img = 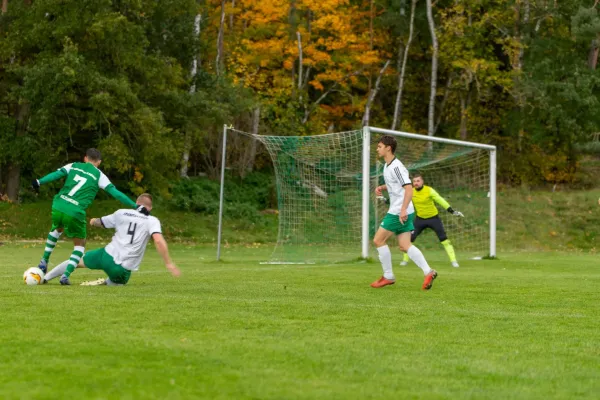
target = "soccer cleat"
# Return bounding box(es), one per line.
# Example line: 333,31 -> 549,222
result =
399,261 -> 408,266
370,276 -> 396,288
422,270 -> 437,290
37,259 -> 48,274
451,261 -> 459,268
59,275 -> 71,286
80,278 -> 106,286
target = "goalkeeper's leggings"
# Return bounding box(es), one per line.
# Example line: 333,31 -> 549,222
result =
411,215 -> 447,242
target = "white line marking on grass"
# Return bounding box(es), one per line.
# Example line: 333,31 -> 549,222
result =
132,264 -> 341,274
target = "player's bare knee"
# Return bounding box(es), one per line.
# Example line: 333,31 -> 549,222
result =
373,237 -> 384,247
398,238 -> 412,252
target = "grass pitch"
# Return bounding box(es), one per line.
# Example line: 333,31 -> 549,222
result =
1,243 -> 598,399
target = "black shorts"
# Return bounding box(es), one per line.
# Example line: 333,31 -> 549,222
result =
411,215 -> 447,242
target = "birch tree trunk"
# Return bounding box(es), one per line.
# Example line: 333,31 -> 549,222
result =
181,13 -> 202,178
180,134 -> 192,178
391,0 -> 417,131
216,0 -> 226,75
434,74 -> 452,134
425,0 -> 438,138
297,31 -> 303,91
363,60 -> 391,126
246,107 -> 260,174
515,0 -> 529,151
459,94 -> 468,140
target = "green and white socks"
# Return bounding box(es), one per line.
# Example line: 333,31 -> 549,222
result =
41,230 -> 62,264
45,247 -> 85,283
63,246 -> 85,278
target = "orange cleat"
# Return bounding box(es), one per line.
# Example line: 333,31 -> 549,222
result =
422,270 -> 438,290
370,276 -> 396,288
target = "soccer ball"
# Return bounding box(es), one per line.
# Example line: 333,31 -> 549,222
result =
23,267 -> 45,285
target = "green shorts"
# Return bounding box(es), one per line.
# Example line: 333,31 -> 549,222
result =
380,213 -> 415,235
83,248 -> 131,285
51,209 -> 87,239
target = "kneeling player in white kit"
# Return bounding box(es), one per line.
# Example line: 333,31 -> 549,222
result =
44,193 -> 180,285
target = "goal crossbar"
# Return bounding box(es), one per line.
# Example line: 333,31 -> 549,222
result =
368,127 -> 497,150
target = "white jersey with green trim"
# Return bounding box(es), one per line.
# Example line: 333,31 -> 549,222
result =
383,157 -> 415,216
101,209 -> 162,271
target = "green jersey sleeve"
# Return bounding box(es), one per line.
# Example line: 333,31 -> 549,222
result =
104,184 -> 137,209
38,164 -> 70,185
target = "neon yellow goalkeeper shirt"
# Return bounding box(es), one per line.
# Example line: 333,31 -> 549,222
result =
412,185 -> 451,219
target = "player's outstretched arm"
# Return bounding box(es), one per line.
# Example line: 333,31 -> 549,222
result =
89,218 -> 105,228
90,212 -> 117,229
104,185 -> 137,209
431,188 -> 464,217
32,166 -> 70,190
152,233 -> 181,277
430,187 -> 451,209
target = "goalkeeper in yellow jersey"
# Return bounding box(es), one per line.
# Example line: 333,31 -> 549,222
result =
400,174 -> 464,268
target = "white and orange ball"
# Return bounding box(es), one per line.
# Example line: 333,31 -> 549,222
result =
23,267 -> 45,285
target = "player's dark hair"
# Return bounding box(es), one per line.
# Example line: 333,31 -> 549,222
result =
86,148 -> 102,161
412,173 -> 423,179
378,135 -> 397,154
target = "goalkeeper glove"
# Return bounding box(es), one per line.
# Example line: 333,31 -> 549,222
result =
447,207 -> 464,217
31,179 -> 40,192
376,196 -> 390,205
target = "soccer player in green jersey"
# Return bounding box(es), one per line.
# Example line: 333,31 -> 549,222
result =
31,148 -> 137,285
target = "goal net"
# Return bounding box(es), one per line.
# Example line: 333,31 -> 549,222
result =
218,126 -> 496,264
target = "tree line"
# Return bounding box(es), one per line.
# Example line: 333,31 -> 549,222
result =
1,0 -> 600,202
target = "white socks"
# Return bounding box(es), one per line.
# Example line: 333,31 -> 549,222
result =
377,245 -> 395,280
407,245 -> 432,275
45,260 -> 69,281
376,244 -> 432,280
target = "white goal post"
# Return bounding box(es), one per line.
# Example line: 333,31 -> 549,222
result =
217,125 -> 497,262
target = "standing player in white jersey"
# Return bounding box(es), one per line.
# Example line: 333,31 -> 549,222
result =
44,193 -> 180,285
371,136 -> 438,290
